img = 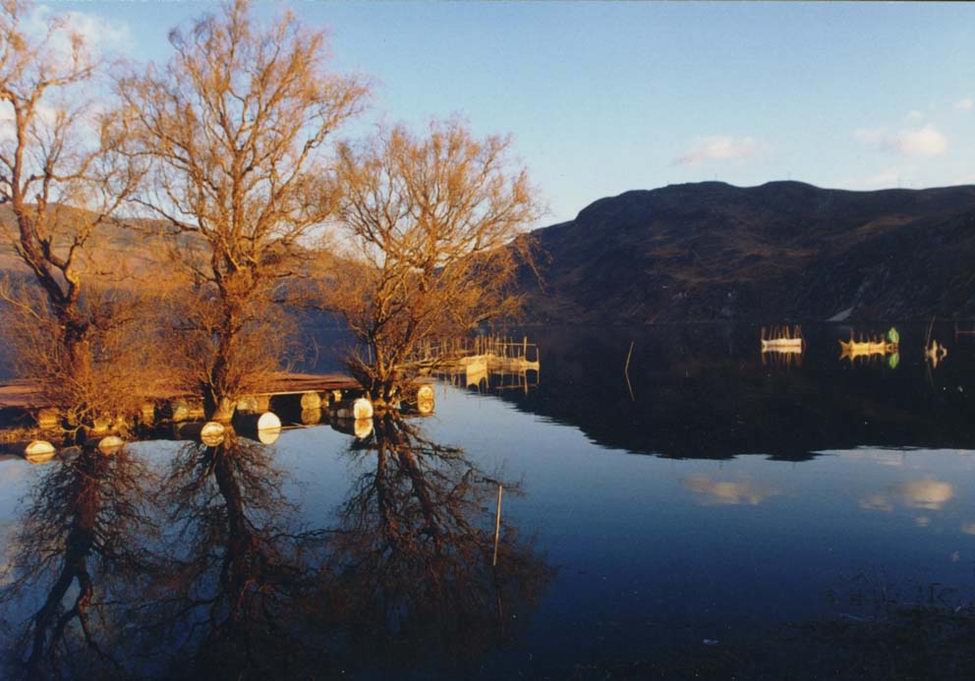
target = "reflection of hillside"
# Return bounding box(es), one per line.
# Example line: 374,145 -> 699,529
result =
489,324 -> 975,460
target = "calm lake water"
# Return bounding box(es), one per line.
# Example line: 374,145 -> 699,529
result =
2,323 -> 975,679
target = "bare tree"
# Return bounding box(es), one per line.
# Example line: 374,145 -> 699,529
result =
117,0 -> 366,420
0,0 -> 146,432
322,120 -> 540,404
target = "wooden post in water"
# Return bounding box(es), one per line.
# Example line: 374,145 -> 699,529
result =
624,340 -> 635,401
492,483 -> 504,567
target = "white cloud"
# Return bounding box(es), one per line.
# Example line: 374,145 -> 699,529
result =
906,110 -> 924,123
955,97 -> 974,111
28,5 -> 132,60
854,124 -> 947,158
897,125 -> 948,156
673,135 -> 762,166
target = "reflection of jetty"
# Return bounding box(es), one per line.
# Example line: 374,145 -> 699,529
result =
760,326 -> 804,353
839,329 -> 899,362
0,371 -> 427,457
840,339 -> 894,357
421,336 -> 540,393
925,339 -> 949,368
955,323 -> 975,340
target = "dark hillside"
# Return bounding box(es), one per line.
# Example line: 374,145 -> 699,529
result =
522,181 -> 975,322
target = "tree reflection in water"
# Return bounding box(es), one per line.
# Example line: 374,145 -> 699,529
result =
1,417 -> 552,679
145,434 -> 330,679
0,444 -> 158,680
316,414 -> 553,673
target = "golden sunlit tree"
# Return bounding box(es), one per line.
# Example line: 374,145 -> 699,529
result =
117,0 -> 366,420
322,120 -> 540,404
0,0 -> 146,432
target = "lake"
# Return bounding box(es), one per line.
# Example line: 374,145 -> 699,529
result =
2,322 -> 975,679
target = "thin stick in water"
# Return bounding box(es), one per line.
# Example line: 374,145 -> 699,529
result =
624,340 -> 635,401
492,483 -> 504,567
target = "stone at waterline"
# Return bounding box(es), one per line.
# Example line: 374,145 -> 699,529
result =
354,418 -> 374,440
330,417 -> 373,438
90,414 -> 113,434
35,408 -> 59,430
256,425 -> 281,445
416,384 -> 436,415
300,408 -> 323,425
236,395 -> 259,413
139,402 -> 156,425
24,440 -> 56,463
200,421 -> 226,447
237,395 -> 271,413
232,411 -> 282,445
169,399 -> 205,423
257,412 -> 281,431
300,391 -> 322,410
354,398 -> 373,420
170,402 -> 190,422
97,436 -> 125,456
332,398 -> 374,420
172,421 -> 223,444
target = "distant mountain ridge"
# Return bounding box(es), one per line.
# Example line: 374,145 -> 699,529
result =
5,183 -> 975,324
520,181 -> 975,322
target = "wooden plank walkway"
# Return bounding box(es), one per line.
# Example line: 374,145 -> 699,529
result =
0,372 -> 363,411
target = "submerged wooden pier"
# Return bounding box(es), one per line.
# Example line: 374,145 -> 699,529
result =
0,336 -> 538,452
0,371 -> 366,435
0,372 -> 361,412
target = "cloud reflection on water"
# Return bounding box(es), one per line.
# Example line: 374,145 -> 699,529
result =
859,479 -> 956,514
681,475 -> 781,506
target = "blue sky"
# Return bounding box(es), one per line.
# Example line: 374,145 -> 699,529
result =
48,0 -> 975,225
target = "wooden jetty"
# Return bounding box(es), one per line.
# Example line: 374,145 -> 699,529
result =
0,371 -> 365,433
0,338 -> 523,446
0,372 -> 360,411
760,326 -> 804,354
420,336 -> 541,393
